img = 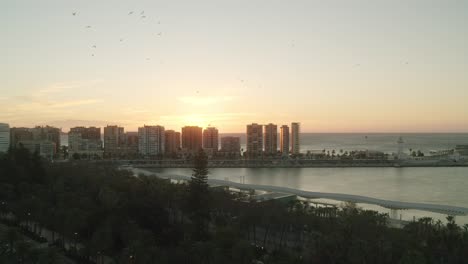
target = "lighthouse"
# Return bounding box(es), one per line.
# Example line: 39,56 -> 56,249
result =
397,136 -> 404,159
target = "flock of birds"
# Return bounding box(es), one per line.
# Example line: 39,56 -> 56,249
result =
72,10 -> 163,58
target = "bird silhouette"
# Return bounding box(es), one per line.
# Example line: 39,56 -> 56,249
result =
72,12 -> 77,16
128,11 -> 134,15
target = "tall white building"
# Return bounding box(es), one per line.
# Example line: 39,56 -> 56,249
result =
280,125 -> 289,156
203,127 -> 219,153
264,123 -> 277,155
246,123 -> 263,158
291,122 -> 300,154
0,123 -> 10,153
138,125 -> 165,156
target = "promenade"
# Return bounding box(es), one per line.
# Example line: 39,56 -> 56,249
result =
132,167 -> 468,217
118,158 -> 467,168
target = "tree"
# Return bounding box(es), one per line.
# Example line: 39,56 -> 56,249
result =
188,149 -> 211,240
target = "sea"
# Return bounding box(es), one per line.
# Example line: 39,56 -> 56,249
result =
62,132 -> 468,224
150,166 -> 468,225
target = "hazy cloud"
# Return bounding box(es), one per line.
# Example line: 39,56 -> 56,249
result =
177,96 -> 235,106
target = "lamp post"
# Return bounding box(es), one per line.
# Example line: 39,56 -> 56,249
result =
27,212 -> 31,231
73,232 -> 78,252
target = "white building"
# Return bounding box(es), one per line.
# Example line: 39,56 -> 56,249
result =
264,123 -> 277,155
280,125 -> 289,156
246,123 -> 263,158
138,125 -> 165,156
0,123 -> 10,153
291,122 -> 300,154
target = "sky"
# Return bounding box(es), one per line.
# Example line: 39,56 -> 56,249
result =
2,0 -> 468,133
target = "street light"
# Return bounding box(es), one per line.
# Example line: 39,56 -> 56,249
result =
74,232 -> 78,250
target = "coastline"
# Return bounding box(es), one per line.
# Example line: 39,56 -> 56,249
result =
121,159 -> 468,168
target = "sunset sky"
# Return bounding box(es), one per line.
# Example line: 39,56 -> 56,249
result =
2,0 -> 468,133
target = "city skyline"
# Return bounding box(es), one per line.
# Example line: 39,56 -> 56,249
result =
2,1 -> 468,132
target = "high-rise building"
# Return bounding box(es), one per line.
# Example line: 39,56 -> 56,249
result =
291,122 -> 300,154
165,130 -> 181,155
68,127 -> 103,158
10,127 -> 33,147
31,126 -> 62,153
246,123 -> 263,158
31,126 -> 61,152
203,127 -> 219,153
10,126 -> 60,157
138,125 -> 165,156
181,126 -> 202,153
19,140 -> 56,159
69,126 -> 101,141
220,136 -> 241,157
0,123 -> 10,153
104,125 -> 125,158
280,125 -> 290,156
123,132 -> 139,158
264,123 -> 277,155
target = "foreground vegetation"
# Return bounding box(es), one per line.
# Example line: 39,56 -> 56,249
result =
1,147 -> 468,263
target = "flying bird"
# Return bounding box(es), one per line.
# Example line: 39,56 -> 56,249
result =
72,12 -> 77,16
86,25 -> 92,28
141,15 -> 146,19
128,11 -> 134,15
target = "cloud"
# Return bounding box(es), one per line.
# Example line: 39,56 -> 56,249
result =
177,96 -> 235,106
48,99 -> 100,108
37,80 -> 104,94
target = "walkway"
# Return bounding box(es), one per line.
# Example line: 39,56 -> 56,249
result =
132,168 -> 468,216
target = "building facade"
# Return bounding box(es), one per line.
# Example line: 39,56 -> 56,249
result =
181,126 -> 203,153
264,123 -> 278,155
19,140 -> 56,159
10,127 -> 33,148
280,125 -> 289,156
123,132 -> 139,158
203,127 -> 219,155
104,125 -> 125,158
9,126 -> 60,158
138,125 -> 165,157
246,123 -> 263,158
220,136 -> 241,158
291,122 -> 300,155
31,126 -> 61,153
68,127 -> 103,159
0,123 -> 10,153
164,130 -> 181,155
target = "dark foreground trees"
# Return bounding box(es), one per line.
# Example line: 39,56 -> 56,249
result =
1,147 -> 468,263
188,149 -> 211,241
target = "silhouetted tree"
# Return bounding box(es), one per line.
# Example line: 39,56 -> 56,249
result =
188,149 -> 211,240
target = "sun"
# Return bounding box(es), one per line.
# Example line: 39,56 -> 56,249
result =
183,114 -> 208,128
